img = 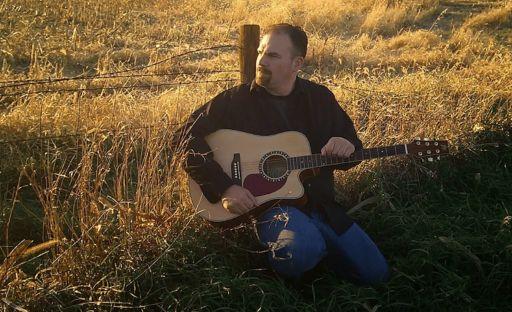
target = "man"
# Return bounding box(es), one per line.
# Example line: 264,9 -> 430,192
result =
176,24 -> 389,285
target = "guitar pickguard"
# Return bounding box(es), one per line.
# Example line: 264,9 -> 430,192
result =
243,173 -> 287,196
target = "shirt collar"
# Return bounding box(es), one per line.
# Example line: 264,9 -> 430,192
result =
249,76 -> 306,96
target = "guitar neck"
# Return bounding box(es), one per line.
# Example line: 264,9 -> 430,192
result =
287,144 -> 408,170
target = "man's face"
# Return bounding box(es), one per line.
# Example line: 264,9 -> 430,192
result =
255,32 -> 302,91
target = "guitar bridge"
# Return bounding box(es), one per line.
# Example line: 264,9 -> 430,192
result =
231,153 -> 242,186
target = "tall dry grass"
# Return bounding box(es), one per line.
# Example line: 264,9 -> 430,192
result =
1,0 -> 511,309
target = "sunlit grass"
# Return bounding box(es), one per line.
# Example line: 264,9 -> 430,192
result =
0,0 -> 511,310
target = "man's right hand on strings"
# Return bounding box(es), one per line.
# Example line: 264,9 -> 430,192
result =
221,185 -> 257,215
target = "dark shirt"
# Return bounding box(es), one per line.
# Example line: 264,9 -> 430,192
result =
175,77 -> 363,234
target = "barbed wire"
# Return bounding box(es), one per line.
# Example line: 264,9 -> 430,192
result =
0,44 -> 237,86
0,69 -> 238,89
0,42 -> 239,147
0,78 -> 238,97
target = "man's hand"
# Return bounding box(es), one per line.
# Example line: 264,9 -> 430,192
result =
321,137 -> 355,157
221,185 -> 257,215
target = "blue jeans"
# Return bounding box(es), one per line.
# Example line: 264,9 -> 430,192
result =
256,206 -> 389,285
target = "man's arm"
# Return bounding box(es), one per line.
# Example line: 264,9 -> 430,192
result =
324,90 -> 363,171
173,91 -> 234,203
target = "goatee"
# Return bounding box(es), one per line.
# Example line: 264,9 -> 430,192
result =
256,69 -> 271,86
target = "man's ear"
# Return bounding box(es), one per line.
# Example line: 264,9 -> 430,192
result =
293,56 -> 304,71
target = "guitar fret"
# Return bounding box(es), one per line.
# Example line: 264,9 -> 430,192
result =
355,150 -> 362,161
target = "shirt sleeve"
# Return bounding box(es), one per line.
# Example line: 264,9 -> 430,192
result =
173,90 -> 235,203
325,89 -> 363,171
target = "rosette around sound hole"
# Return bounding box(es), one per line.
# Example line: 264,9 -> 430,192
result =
261,153 -> 288,181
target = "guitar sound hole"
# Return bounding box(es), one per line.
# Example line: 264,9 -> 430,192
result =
262,155 -> 288,179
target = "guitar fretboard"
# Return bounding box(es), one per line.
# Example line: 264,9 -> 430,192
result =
287,145 -> 407,170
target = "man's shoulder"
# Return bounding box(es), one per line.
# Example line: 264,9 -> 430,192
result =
215,83 -> 251,100
298,77 -> 334,97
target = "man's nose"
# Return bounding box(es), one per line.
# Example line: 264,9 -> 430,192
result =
257,54 -> 268,67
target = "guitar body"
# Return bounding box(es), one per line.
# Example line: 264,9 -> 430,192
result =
188,129 -> 316,227
187,129 -> 449,228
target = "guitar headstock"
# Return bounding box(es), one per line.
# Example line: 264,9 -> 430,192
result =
407,138 -> 449,162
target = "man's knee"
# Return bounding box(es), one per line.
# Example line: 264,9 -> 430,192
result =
257,207 -> 327,279
267,228 -> 327,279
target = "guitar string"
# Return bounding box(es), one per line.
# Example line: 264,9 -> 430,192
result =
237,154 -> 362,166
237,153 -> 401,166
235,148 -> 440,166
239,157 -> 378,169
238,152 -> 442,170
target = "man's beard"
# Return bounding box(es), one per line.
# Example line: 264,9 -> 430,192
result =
256,68 -> 272,87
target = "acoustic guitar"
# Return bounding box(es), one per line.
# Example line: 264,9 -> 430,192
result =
188,129 -> 449,228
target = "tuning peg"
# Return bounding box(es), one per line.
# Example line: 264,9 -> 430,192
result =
428,157 -> 434,162
437,156 -> 441,160
424,137 -> 430,141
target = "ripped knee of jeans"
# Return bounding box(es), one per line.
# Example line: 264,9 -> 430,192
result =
267,240 -> 293,261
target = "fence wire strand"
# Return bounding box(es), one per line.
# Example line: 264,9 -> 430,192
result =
0,78 -> 238,97
0,43 -> 240,147
0,69 -> 239,89
0,44 -> 237,86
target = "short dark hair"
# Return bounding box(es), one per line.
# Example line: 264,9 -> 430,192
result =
263,23 -> 308,58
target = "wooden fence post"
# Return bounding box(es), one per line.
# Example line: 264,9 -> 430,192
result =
239,24 -> 260,84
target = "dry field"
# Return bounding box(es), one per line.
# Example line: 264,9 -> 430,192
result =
0,0 -> 511,310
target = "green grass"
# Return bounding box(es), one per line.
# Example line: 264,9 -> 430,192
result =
146,137 -> 512,311
4,131 -> 510,311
